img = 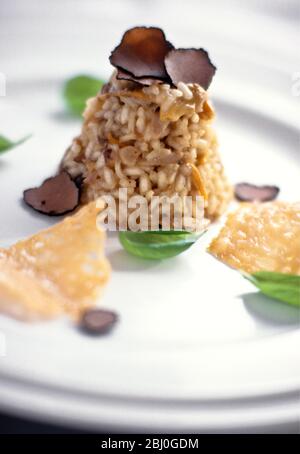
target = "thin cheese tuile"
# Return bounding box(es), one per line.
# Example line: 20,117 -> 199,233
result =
208,202 -> 300,275
0,202 -> 110,321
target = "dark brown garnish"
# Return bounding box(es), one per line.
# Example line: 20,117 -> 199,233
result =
74,174 -> 84,189
234,183 -> 280,202
23,171 -> 79,215
80,308 -> 118,335
110,27 -> 217,89
116,68 -> 162,86
110,26 -> 173,82
165,48 -> 216,89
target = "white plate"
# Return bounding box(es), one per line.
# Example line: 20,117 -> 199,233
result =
0,70 -> 299,433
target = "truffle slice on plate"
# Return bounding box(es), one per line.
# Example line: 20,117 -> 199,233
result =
23,171 -> 80,215
234,182 -> 279,202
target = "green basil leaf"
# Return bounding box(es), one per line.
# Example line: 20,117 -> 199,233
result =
0,134 -> 31,154
243,271 -> 300,307
119,230 -> 205,260
63,75 -> 105,116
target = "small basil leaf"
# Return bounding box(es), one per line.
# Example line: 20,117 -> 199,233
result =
243,271 -> 300,307
0,134 -> 31,154
119,230 -> 205,260
63,75 -> 105,116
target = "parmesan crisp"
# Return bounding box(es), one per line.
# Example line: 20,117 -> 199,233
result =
209,202 -> 300,275
0,202 -> 110,321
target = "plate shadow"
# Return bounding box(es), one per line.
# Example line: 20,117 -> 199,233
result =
106,249 -> 161,272
242,292 -> 300,327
